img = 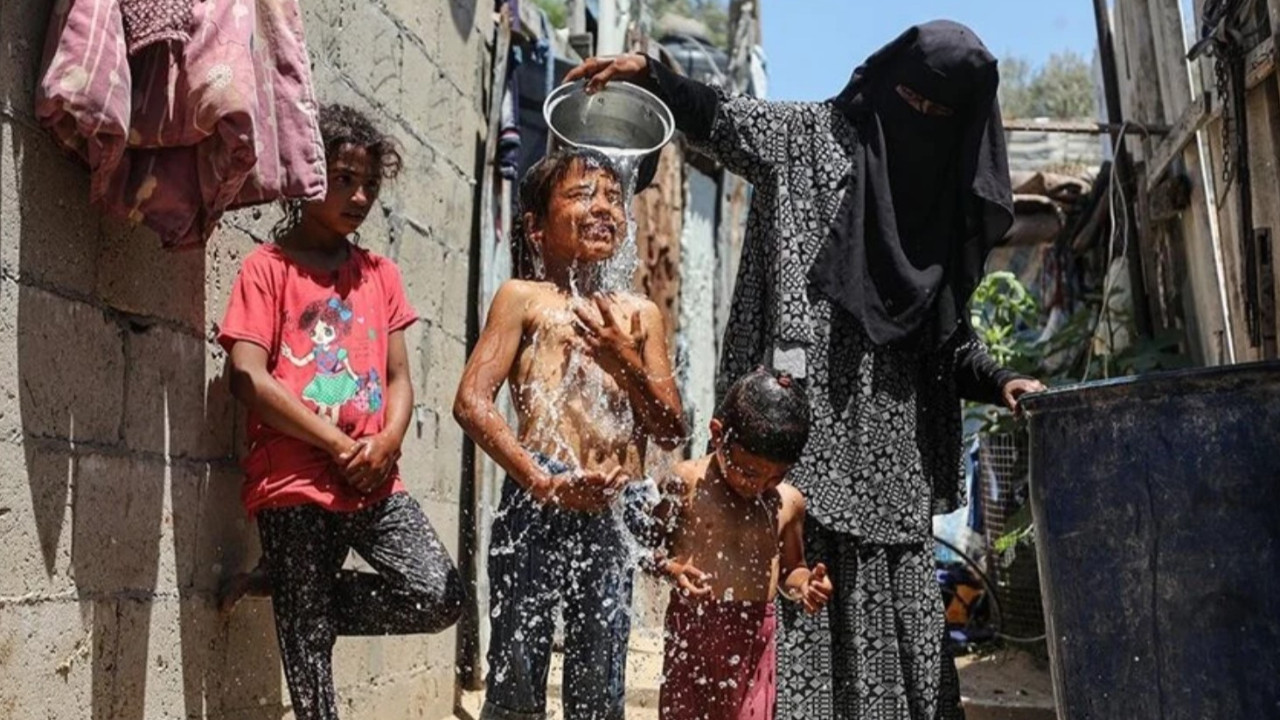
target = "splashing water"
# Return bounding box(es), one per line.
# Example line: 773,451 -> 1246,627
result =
482,134 -> 688,708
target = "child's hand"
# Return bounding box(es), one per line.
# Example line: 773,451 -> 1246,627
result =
533,467 -> 627,511
339,433 -> 402,494
663,556 -> 713,598
801,563 -> 833,614
573,294 -> 645,381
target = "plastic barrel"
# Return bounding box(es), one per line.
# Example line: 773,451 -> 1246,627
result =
1022,362 -> 1280,719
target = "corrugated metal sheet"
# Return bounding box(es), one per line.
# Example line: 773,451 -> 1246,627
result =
1005,126 -> 1107,173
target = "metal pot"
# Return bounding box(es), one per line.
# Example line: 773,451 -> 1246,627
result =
543,80 -> 675,191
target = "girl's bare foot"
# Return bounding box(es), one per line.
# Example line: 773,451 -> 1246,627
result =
217,566 -> 272,616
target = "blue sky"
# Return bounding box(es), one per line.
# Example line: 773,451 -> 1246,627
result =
760,1 -> 1106,101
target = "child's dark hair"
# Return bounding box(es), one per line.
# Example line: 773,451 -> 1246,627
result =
318,103 -> 402,180
715,368 -> 811,464
271,104 -> 402,242
511,147 -> 620,279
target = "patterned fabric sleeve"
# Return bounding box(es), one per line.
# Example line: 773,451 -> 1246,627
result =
694,93 -> 799,185
951,321 -> 1023,406
647,58 -> 792,183
698,95 -> 839,394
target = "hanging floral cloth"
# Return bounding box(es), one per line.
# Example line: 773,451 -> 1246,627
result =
35,0 -> 328,249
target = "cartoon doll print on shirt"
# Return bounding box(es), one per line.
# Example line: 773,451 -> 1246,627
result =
281,297 -> 383,424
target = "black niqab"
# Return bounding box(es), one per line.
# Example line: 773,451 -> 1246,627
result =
810,20 -> 1014,349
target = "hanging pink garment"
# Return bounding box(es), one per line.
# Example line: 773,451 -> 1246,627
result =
120,0 -> 192,53
35,0 -> 327,249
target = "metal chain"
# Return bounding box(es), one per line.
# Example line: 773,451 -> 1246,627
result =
1214,43 -> 1236,191
1199,0 -> 1242,193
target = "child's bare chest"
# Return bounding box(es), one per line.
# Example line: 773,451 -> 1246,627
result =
681,490 -> 778,561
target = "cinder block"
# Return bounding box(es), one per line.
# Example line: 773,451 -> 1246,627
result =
434,170 -> 480,256
96,217 -> 206,330
185,462 -> 258,595
307,1 -> 404,112
434,2 -> 490,100
0,124 -> 100,297
205,225 -> 263,337
432,414 -> 466,500
420,323 -> 466,416
397,231 -> 446,327
15,285 -> 125,445
0,438 -> 75,598
339,663 -> 454,720
439,246 -> 471,341
70,453 -> 166,595
0,279 -> 20,443
0,599 -> 97,718
122,324 -> 236,460
331,634 -> 381,692
419,497 -> 461,562
219,203 -> 282,247
0,0 -> 55,127
215,599 -> 288,715
399,43 -> 482,175
119,596 -> 189,720
376,0 -> 440,57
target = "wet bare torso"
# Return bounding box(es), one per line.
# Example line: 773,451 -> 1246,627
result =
510,282 -> 647,480
667,458 -> 783,603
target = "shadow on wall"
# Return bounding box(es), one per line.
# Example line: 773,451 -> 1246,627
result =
1,8 -> 285,712
449,0 -> 480,41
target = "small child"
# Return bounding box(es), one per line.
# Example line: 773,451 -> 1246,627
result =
649,368 -> 832,720
453,147 -> 685,719
217,104 -> 462,719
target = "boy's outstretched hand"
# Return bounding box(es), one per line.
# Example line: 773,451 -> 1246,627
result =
663,556 -> 714,598
801,563 -> 833,614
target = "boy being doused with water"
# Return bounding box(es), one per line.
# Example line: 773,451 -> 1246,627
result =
647,368 -> 832,720
453,147 -> 685,720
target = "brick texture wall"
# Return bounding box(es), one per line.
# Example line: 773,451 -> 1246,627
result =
0,1 -> 492,717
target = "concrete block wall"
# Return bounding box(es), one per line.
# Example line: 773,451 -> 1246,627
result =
0,1 -> 492,717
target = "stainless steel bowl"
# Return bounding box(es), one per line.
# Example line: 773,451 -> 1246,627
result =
543,80 -> 675,191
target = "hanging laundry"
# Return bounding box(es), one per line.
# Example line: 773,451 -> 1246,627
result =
36,0 -> 327,249
497,64 -> 521,181
119,0 -> 192,53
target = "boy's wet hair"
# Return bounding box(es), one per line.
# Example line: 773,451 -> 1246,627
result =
715,367 -> 811,465
511,147 -> 621,279
317,103 -> 403,180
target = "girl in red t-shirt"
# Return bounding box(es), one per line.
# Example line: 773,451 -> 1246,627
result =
216,104 -> 462,719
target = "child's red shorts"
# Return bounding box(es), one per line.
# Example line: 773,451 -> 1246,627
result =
660,594 -> 777,719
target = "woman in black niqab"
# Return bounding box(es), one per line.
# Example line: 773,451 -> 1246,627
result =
569,19 -> 1043,720
812,20 -> 1015,351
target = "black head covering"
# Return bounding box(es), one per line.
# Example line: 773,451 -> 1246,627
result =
810,20 -> 1014,349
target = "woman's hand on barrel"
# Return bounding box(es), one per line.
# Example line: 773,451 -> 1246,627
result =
1002,377 -> 1047,415
565,54 -> 649,94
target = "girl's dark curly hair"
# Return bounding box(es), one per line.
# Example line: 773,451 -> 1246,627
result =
317,103 -> 403,180
271,103 -> 403,241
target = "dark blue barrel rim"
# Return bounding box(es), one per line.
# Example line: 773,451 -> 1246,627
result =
1019,360 -> 1280,417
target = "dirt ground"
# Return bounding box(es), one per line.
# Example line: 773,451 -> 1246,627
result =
456,582 -> 1055,720
957,648 -> 1057,719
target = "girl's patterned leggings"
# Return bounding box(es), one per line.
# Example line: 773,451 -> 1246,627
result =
257,491 -> 464,719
